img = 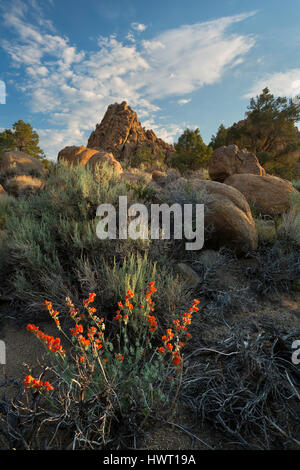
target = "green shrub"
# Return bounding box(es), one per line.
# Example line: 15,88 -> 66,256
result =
4,286 -> 199,449
76,251 -> 190,334
278,192 -> 300,246
0,161 -> 187,321
172,128 -> 212,172
131,146 -> 165,170
0,162 -> 142,314
255,216 -> 277,243
292,180 -> 300,191
0,194 -> 15,230
264,157 -> 298,180
125,180 -> 157,202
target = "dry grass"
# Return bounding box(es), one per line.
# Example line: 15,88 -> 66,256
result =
4,175 -> 44,196
255,217 -> 277,243
278,192 -> 300,246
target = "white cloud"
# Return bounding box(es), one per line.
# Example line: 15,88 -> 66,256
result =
37,126 -> 86,159
244,69 -> 300,98
142,40 -> 165,52
131,22 -> 147,32
1,6 -> 256,159
126,32 -> 135,43
141,119 -> 183,144
0,80 -> 6,104
177,98 -> 191,105
26,65 -> 48,77
136,15 -> 255,99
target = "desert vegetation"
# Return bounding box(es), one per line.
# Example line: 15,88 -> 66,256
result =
1,89 -> 300,450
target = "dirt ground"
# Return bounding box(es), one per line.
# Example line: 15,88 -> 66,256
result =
0,320 -> 61,401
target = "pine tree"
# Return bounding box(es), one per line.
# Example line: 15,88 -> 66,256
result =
0,120 -> 45,160
12,120 -> 45,159
227,87 -> 300,155
210,124 -> 228,150
173,128 -> 212,171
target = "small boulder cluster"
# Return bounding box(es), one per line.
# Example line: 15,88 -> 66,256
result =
208,144 -> 297,215
57,146 -> 123,175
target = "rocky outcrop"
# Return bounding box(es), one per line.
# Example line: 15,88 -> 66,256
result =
150,168 -> 180,188
152,170 -> 167,183
209,144 -> 266,182
57,146 -> 123,175
184,169 -> 208,180
86,150 -> 123,174
177,263 -> 201,287
57,146 -> 87,165
0,150 -> 45,177
120,171 -> 141,185
87,101 -> 175,164
224,173 -> 297,215
153,177 -> 258,254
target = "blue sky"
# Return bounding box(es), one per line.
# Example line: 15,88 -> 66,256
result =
0,0 -> 300,160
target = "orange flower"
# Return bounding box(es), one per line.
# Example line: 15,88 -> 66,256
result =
44,381 -> 54,391
83,293 -> 96,307
113,314 -> 122,321
70,324 -> 83,336
115,353 -> 124,361
78,336 -> 91,348
94,339 -> 103,350
32,379 -> 43,389
24,375 -> 34,388
26,324 -> 39,333
27,325 -> 65,355
172,353 -> 182,366
146,315 -> 158,332
162,329 -> 174,342
44,301 -> 62,328
87,327 -> 97,339
24,375 -> 54,392
66,297 -> 79,319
